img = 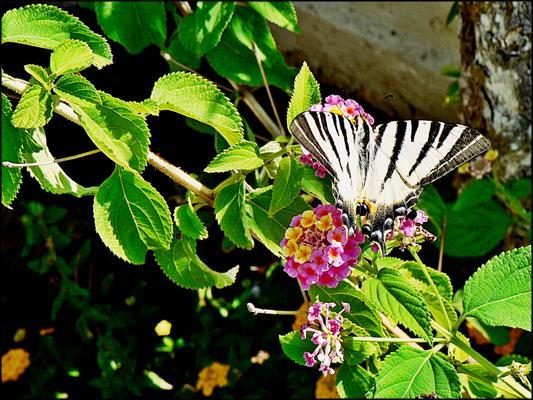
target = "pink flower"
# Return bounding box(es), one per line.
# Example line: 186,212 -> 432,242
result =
327,226 -> 347,247
309,103 -> 324,112
400,218 -> 416,238
325,95 -> 345,106
386,209 -> 436,250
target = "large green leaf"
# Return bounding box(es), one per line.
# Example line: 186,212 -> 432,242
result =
178,1 -> 235,57
24,64 -> 51,88
50,39 -> 94,76
462,246 -> 531,330
205,141 -> 263,173
69,91 -> 150,172
53,74 -> 101,105
336,363 -> 373,399
151,72 -> 243,146
278,331 -> 315,366
1,4 -> 112,68
286,61 -> 321,130
173,201 -> 208,240
94,2 -> 166,54
269,156 -> 303,215
21,127 -> 97,197
301,165 -> 334,204
416,184 -> 446,231
93,167 -> 173,264
214,180 -> 253,249
363,268 -> 433,342
11,84 -> 53,129
164,31 -> 201,72
1,93 -> 23,208
154,236 -> 238,289
399,261 -> 453,301
206,6 -> 296,91
248,2 -> 300,33
374,346 -> 462,398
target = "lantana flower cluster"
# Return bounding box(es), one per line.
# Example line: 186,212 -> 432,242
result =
458,149 -> 498,179
300,95 -> 375,178
300,301 -> 349,375
281,205 -> 365,290
383,210 -> 435,251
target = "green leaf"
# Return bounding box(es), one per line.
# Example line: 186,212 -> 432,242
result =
93,167 -> 173,264
399,261 -> 453,301
11,84 -> 53,129
214,180 -> 253,249
206,6 -> 296,92
246,187 -> 310,255
459,364 -> 499,398
301,165 -> 334,204
462,246 -> 531,330
342,324 -> 379,365
506,178 -> 532,199
269,157 -> 303,215
278,331 -> 315,366
21,127 -> 97,197
441,65 -> 461,78
454,179 -> 495,211
50,39 -> 94,75
446,1 -> 460,26
416,185 -> 446,230
69,91 -> 150,172
126,99 -> 159,117
375,256 -> 403,269
336,363 -> 373,399
173,201 -> 208,240
94,2 -> 167,54
363,268 -> 433,342
466,317 -> 510,346
375,346 -> 462,398
24,64 -> 51,87
155,236 -> 238,289
164,31 -> 201,71
419,289 -> 458,331
151,72 -> 243,146
286,61 -> 321,130
248,2 -> 301,33
309,281 -> 387,342
1,93 -> 23,208
179,1 -> 235,58
205,141 -> 263,173
53,74 -> 101,105
1,4 -> 112,68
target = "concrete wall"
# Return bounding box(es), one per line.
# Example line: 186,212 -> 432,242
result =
272,2 -> 461,121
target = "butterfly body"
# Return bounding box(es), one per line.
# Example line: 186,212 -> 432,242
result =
290,110 -> 491,254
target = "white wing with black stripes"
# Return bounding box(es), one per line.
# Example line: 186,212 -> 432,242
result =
290,111 -> 490,253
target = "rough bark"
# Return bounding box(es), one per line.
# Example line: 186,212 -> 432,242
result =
459,1 -> 531,181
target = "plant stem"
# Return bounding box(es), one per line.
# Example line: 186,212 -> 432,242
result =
437,217 -> 447,272
212,172 -> 244,194
247,303 -> 305,316
379,313 -> 424,350
345,336 -> 447,344
3,149 -> 102,168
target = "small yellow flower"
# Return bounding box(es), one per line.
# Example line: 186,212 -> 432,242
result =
316,214 -> 333,232
284,226 -> 303,241
328,105 -> 343,116
2,348 -> 30,383
295,244 -> 312,264
484,149 -> 499,161
155,320 -> 172,336
300,210 -> 317,228
13,328 -> 26,343
282,239 -> 299,257
458,162 -> 470,174
315,371 -> 340,398
250,350 -> 270,364
196,362 -> 230,397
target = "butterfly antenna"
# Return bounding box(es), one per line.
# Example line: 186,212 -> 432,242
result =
377,94 -> 394,106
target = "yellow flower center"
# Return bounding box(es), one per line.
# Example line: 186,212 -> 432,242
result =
285,226 -> 303,241
282,239 -> 299,257
295,244 -> 313,263
316,214 -> 333,232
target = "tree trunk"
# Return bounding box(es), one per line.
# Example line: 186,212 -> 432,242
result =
459,1 -> 531,181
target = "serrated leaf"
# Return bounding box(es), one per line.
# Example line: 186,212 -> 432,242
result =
1,93 -> 23,208
154,236 -> 238,289
399,261 -> 453,301
249,2 -> 301,33
173,201 -> 208,240
126,99 -> 159,117
336,363 -> 373,399
363,268 -> 433,342
205,141 -> 263,173
342,324 -> 379,365
301,165 -> 334,204
94,2 -> 166,54
278,331 -> 315,366
11,84 -> 53,129
24,64 -> 51,87
69,91 -> 150,172
50,39 -> 94,75
462,246 -> 531,330
246,187 -> 310,255
214,180 -> 253,249
286,61 -> 321,130
375,346 -> 462,398
269,157 -> 303,215
21,127 -> 97,197
151,72 -> 243,145
179,1 -> 235,58
1,4 -> 112,68
420,289 -> 458,331
53,74 -> 101,105
376,256 -> 403,270
206,6 -> 296,92
93,166 -> 173,264
459,364 -> 499,398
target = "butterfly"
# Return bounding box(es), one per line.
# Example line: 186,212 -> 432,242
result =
290,110 -> 491,254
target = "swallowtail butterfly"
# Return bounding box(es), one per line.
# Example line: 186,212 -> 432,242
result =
290,111 -> 491,254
